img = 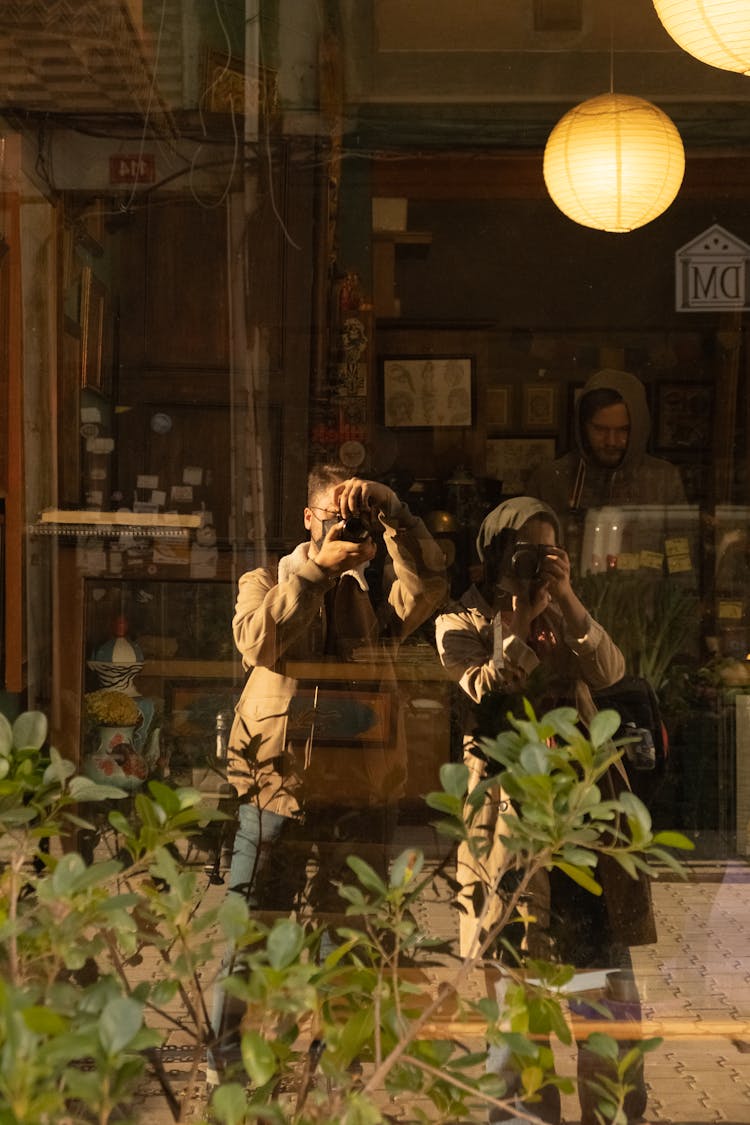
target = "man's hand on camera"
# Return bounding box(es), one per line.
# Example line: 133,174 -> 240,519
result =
313,521 -> 377,577
333,477 -> 397,518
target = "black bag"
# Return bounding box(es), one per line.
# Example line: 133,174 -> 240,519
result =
591,675 -> 667,772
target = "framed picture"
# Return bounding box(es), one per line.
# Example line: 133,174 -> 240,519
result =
522,382 -> 558,429
486,437 -> 556,495
288,687 -> 395,750
382,355 -> 473,428
486,385 -> 513,428
655,382 -> 712,452
80,266 -> 106,391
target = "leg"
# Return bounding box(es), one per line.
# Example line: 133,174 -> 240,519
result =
208,803 -> 290,1082
549,876 -> 647,1124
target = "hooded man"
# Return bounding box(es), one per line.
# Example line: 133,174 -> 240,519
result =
527,368 -> 687,512
526,369 -> 688,575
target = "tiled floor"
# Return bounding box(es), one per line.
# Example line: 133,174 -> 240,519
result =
131,846 -> 750,1124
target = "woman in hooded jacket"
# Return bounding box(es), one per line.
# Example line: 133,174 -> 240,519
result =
434,496 -> 655,1125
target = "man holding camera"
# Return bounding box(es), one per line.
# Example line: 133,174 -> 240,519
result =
209,464 -> 446,1078
435,495 -> 654,1125
224,463 -> 447,907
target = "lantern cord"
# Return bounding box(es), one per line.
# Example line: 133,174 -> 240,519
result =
609,0 -> 615,94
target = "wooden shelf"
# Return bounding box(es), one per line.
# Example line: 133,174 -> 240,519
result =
141,659 -> 241,679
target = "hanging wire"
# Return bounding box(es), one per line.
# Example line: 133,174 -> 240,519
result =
120,0 -> 168,214
187,0 -> 240,209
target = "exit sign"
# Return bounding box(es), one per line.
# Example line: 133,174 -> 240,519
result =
109,154 -> 156,184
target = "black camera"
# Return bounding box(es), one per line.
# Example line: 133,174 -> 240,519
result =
620,722 -> 656,771
510,542 -> 548,582
339,514 -> 371,543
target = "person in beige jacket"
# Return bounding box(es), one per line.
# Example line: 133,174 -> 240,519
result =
209,463 -> 447,1081
435,496 -> 654,1125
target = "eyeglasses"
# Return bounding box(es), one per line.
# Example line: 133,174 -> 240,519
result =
309,506 -> 340,520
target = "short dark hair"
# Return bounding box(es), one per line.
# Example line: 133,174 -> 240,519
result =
307,463 -> 349,505
579,387 -> 624,426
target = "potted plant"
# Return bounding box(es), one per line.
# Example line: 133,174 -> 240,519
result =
83,688 -> 148,788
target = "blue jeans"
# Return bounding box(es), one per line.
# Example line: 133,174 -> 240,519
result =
208,804 -> 288,1076
208,800 -> 396,1077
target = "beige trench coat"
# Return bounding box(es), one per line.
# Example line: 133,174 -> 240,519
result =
436,585 -> 656,957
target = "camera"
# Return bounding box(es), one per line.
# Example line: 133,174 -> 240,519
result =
510,542 -> 548,582
620,722 -> 656,771
339,514 -> 371,543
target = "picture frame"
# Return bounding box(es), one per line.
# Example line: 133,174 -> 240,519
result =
655,382 -> 713,452
522,382 -> 558,429
485,437 -> 556,495
288,687 -> 395,750
382,355 -> 473,428
486,384 -> 513,428
79,266 -> 106,392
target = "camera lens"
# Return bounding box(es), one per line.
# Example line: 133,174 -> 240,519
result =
510,543 -> 545,581
341,515 -> 369,542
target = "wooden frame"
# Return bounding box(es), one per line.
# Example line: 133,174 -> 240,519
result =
80,267 -> 106,392
522,382 -> 559,429
288,687 -> 395,750
485,437 -> 556,495
655,382 -> 713,452
486,384 -> 513,428
382,355 -> 473,428
59,318 -> 82,504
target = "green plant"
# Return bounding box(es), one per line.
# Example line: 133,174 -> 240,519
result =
574,571 -> 700,698
0,705 -> 691,1125
0,709 -> 226,1124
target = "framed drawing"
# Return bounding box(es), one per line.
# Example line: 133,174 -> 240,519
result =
655,382 -> 712,451
486,437 -> 556,495
80,267 -> 106,391
382,355 -> 473,427
522,382 -> 558,429
486,385 -> 512,428
288,687 -> 395,750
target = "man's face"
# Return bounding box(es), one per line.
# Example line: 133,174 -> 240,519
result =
584,402 -> 630,468
304,486 -> 340,553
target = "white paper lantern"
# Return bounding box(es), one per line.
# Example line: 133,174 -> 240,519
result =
653,0 -> 750,75
543,93 -> 685,233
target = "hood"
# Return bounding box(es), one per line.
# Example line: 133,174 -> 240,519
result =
574,368 -> 651,472
475,496 -> 560,562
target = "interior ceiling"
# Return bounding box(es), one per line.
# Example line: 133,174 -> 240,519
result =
0,0 -> 176,120
0,1 -> 747,154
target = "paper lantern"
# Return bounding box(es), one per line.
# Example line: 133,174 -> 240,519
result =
653,0 -> 750,75
543,93 -> 685,232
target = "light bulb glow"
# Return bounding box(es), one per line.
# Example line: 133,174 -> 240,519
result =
653,0 -> 750,75
543,93 -> 685,233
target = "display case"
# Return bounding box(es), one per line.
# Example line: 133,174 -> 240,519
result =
82,575 -> 242,785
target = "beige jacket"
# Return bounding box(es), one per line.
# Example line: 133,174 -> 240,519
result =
435,587 -> 656,954
228,501 -> 447,816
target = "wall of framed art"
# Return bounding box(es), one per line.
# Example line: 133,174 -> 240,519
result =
376,323 -> 719,508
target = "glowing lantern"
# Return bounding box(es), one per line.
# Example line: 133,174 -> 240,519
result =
653,0 -> 750,75
543,93 -> 685,233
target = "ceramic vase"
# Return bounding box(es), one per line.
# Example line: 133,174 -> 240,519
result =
84,724 -> 148,790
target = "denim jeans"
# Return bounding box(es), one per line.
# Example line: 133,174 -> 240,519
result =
208,800 -> 396,1080
208,803 -> 289,1078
